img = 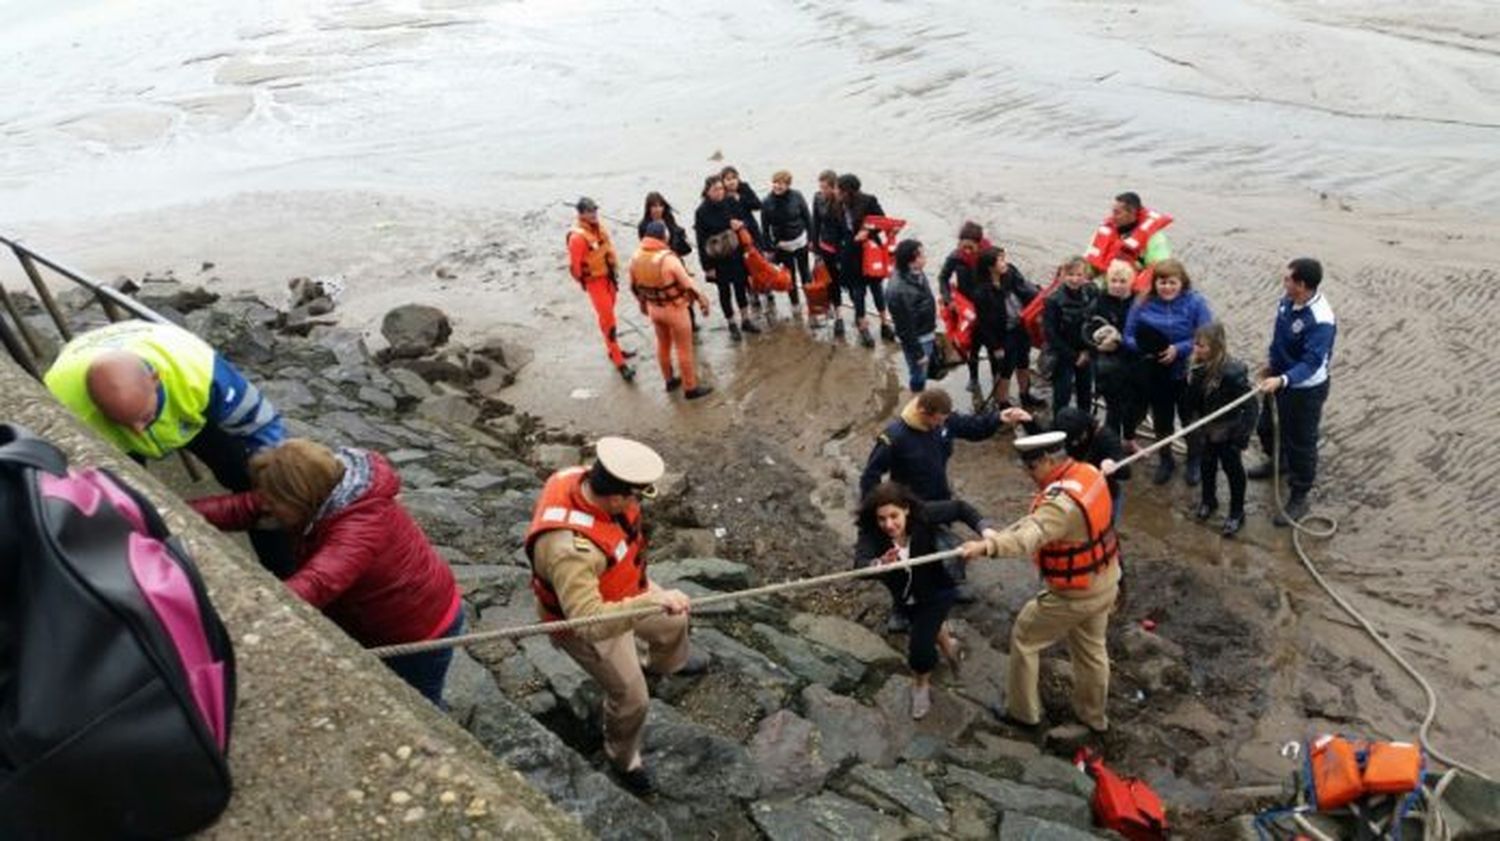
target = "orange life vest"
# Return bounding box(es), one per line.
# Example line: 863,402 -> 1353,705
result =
859,215 -> 906,279
1030,460 -> 1119,590
629,239 -> 689,304
1084,208 -> 1172,273
739,228 -> 792,293
568,221 -> 618,282
525,467 -> 648,622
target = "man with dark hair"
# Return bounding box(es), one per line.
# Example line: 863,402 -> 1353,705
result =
861,387 -> 1002,628
526,437 -> 705,795
1084,191 -> 1173,274
1251,258 -> 1336,525
566,197 -> 637,381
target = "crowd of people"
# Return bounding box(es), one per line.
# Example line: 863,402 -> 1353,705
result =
32,172 -> 1336,798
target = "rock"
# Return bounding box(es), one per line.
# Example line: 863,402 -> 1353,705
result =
1019,755 -> 1095,800
642,700 -> 760,822
381,304 -> 452,358
1043,724 -> 1096,757
418,394 -> 481,427
997,812 -> 1101,840
442,645 -> 498,728
455,472 -> 508,492
789,613 -> 903,666
386,448 -> 430,465
649,557 -> 753,591
316,410 -> 400,448
750,793 -> 907,841
388,356 -> 469,386
475,334 -> 534,373
452,650 -> 671,840
945,767 -> 1092,830
748,710 -> 834,797
308,326 -> 370,368
400,487 -> 483,530
450,564 -> 530,606
260,379 -> 318,412
385,366 -> 433,400
517,636 -> 596,720
945,730 -> 1042,777
951,619 -> 1010,709
357,385 -> 397,412
692,629 -> 796,698
657,527 -> 717,559
849,763 -> 949,830
750,623 -> 865,692
873,674 -> 978,757
801,684 -> 895,767
534,443 -> 581,472
190,307 -> 277,365
136,280 -> 219,313
1117,624 -> 1184,662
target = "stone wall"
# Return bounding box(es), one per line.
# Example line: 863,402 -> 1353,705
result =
0,353 -> 587,840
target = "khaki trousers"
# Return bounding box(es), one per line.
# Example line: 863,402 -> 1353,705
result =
554,591 -> 689,770
1006,563 -> 1120,731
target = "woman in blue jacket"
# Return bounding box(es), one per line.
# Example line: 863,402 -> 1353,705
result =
1124,259 -> 1213,484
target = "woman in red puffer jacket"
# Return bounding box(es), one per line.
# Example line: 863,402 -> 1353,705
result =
191,438 -> 463,706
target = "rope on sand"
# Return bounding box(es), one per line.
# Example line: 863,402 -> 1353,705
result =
370,384 -> 1491,780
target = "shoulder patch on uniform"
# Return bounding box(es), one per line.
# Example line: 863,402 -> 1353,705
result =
877,432 -> 893,446
572,534 -> 595,551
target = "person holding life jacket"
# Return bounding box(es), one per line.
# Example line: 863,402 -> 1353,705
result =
525,437 -> 706,796
567,197 -> 637,382
761,170 -> 815,316
836,173 -> 895,348
971,247 -> 1045,409
960,431 -> 1122,734
629,221 -> 714,400
45,318 -> 294,577
1084,191 -> 1173,274
809,170 -> 849,335
694,174 -> 765,342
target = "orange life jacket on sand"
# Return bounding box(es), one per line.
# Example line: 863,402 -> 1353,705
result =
1306,734 -> 1424,811
525,468 -> 648,625
568,221 -> 617,282
860,215 -> 906,279
1030,460 -> 1119,590
629,239 -> 689,304
940,290 -> 978,360
805,261 -> 833,316
739,228 -> 792,293
1084,209 -> 1172,273
1076,748 -> 1168,841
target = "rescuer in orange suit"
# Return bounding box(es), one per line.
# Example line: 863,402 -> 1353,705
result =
567,197 -> 637,381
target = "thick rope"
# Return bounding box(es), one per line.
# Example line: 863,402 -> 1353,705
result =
368,546 -> 968,658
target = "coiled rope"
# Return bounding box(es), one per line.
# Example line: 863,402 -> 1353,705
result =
369,383 -> 1490,780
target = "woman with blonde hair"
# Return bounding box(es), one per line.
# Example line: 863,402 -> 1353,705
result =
190,439 -> 464,705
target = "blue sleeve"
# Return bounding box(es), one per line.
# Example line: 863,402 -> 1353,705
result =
1283,321 -> 1336,387
947,411 -> 1001,441
205,355 -> 284,453
1175,295 -> 1213,358
1123,302 -> 1142,353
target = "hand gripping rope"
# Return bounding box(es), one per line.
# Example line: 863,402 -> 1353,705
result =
370,386 -> 1490,780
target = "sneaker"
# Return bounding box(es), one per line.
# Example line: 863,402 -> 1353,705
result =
617,363 -> 637,383
911,685 -> 932,721
880,322 -> 896,343
664,377 -> 682,393
1192,501 -> 1216,521
740,319 -> 762,335
1247,460 -> 1276,480
885,610 -> 911,634
684,385 -> 714,400
833,319 -> 847,340
858,327 -> 876,348
1152,456 -> 1175,485
613,765 -> 656,797
1020,391 -> 1046,410
1185,458 -> 1202,487
1221,512 -> 1245,537
728,322 -> 742,342
1273,495 -> 1310,527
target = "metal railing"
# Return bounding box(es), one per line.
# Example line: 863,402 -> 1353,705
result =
0,234 -> 199,479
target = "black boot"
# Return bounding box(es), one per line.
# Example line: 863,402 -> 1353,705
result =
1152,454 -> 1175,485
1184,456 -> 1202,487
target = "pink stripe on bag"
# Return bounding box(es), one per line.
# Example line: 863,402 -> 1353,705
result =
39,469 -> 147,533
127,532 -> 228,750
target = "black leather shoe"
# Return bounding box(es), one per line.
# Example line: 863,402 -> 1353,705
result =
1222,513 -> 1245,537
988,703 -> 1043,735
684,385 -> 714,400
1184,458 -> 1201,486
617,364 -> 636,383
740,319 -> 762,335
664,377 -> 682,393
1273,495 -> 1310,527
1192,502 -> 1216,521
613,765 -> 656,796
880,323 -> 896,342
1152,457 -> 1175,485
1246,460 -> 1275,480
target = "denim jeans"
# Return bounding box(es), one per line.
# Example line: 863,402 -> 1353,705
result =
385,611 -> 465,708
902,335 -> 937,392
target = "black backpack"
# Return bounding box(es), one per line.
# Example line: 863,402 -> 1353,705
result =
0,424 -> 236,839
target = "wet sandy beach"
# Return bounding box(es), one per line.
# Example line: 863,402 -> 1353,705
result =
4,0 -> 1498,792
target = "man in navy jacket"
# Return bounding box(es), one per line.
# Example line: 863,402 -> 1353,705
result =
1252,258 -> 1337,525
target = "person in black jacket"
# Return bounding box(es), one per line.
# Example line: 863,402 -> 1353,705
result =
1183,321 -> 1259,536
810,170 -> 848,335
886,240 -> 939,392
721,166 -> 766,314
836,173 -> 894,348
856,482 -> 991,719
1085,260 -> 1147,447
761,170 -> 814,315
936,221 -> 987,305
1043,257 -> 1098,413
694,175 -> 764,342
639,191 -> 698,335
971,247 -> 1044,409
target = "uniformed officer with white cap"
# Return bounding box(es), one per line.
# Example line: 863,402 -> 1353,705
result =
524,436 -> 704,795
960,430 -> 1122,734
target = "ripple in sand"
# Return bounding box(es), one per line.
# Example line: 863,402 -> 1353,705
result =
54,108 -> 175,150
214,56 -> 317,86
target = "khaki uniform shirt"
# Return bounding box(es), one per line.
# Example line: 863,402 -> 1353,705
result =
980,490 -> 1121,598
531,529 -> 657,641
